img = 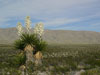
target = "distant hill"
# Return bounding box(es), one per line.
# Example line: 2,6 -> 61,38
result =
0,28 -> 100,44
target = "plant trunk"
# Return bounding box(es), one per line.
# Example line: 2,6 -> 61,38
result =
24,45 -> 34,66
34,51 -> 43,66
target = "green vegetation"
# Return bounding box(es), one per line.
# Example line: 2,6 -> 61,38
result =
0,44 -> 100,74
81,68 -> 100,75
14,33 -> 46,51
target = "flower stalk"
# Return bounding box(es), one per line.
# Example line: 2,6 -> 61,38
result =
34,22 -> 44,40
17,22 -> 23,36
25,16 -> 31,33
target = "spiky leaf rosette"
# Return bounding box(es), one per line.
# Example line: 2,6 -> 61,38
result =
35,40 -> 47,52
14,39 -> 25,50
14,33 -> 47,51
14,33 -> 39,50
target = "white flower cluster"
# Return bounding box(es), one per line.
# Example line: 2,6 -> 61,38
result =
16,16 -> 44,37
17,22 -> 23,36
25,16 -> 31,32
34,22 -> 44,37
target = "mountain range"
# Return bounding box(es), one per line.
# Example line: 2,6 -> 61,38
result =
0,28 -> 100,44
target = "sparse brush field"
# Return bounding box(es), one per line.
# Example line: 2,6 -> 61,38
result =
0,44 -> 100,75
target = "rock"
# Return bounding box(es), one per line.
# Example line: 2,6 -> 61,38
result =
75,69 -> 85,75
37,71 -> 48,75
19,65 -> 26,71
77,65 -> 85,69
49,66 -> 54,71
7,72 -> 10,75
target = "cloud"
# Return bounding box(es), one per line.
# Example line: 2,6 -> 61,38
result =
44,18 -> 81,27
0,0 -> 100,31
91,23 -> 100,26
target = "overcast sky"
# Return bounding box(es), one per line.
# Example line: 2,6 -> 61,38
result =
0,0 -> 100,32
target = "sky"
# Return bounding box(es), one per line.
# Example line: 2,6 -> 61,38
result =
0,0 -> 100,32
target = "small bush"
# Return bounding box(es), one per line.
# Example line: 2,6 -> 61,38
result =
9,52 -> 26,67
81,68 -> 100,75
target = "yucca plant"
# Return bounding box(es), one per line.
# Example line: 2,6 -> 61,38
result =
15,33 -> 47,66
15,16 -> 47,67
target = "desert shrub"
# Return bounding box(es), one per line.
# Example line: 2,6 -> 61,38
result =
81,68 -> 100,75
9,52 -> 26,67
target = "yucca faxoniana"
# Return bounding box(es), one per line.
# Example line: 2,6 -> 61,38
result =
14,32 -> 47,66
14,33 -> 47,52
15,16 -> 46,66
